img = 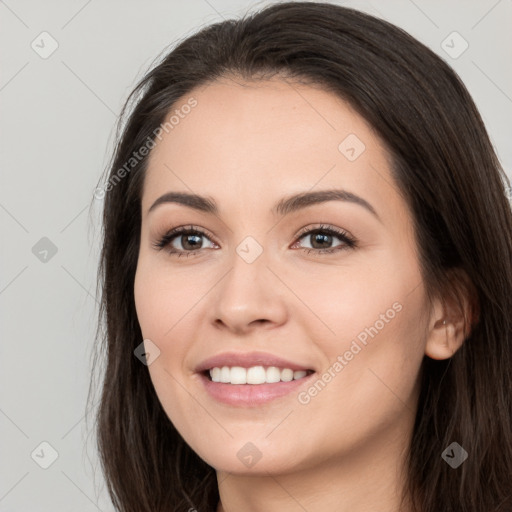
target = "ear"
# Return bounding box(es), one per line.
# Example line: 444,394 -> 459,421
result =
425,268 -> 479,360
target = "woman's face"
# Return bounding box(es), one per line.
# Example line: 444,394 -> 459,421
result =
134,77 -> 432,474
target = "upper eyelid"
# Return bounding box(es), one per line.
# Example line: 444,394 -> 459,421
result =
164,224 -> 346,237
159,224 -> 353,247
295,224 -> 350,237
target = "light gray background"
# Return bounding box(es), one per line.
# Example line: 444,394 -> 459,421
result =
1,1 -> 511,510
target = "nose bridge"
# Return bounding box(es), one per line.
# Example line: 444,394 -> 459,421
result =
211,234 -> 286,330
221,235 -> 270,305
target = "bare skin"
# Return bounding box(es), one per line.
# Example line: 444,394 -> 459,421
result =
134,76 -> 469,512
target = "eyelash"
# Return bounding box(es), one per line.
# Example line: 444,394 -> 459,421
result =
152,224 -> 357,258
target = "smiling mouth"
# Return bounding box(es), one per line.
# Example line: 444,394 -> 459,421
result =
197,365 -> 317,407
201,367 -> 315,385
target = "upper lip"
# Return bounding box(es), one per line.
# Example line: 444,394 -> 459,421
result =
195,351 -> 315,373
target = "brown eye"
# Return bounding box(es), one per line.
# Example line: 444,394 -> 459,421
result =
293,224 -> 357,255
153,226 -> 216,257
178,233 -> 204,251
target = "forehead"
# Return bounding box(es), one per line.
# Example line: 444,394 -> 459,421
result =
142,77 -> 399,220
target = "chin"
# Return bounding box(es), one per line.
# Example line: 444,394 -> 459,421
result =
192,440 -> 308,476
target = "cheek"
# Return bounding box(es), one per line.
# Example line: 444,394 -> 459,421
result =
134,263 -> 162,339
134,258 -> 194,340
309,282 -> 427,418
134,261 -> 198,421
293,247 -> 424,351
133,257 -> 208,398
296,249 -> 427,416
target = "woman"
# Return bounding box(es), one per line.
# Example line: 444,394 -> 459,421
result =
90,2 -> 512,511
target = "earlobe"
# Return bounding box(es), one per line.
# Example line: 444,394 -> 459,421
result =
424,269 -> 478,361
425,318 -> 464,360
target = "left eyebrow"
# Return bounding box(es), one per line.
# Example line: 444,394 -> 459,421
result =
272,189 -> 380,221
147,188 -> 380,222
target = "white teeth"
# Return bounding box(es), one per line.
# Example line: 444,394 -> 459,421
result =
281,368 -> 294,382
220,366 -> 230,383
208,365 -> 311,384
230,366 -> 247,384
247,366 -> 266,384
211,367 -> 221,382
266,366 -> 281,383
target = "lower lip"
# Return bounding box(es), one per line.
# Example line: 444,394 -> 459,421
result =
198,372 -> 315,407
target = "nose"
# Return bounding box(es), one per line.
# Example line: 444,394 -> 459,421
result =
210,247 -> 288,335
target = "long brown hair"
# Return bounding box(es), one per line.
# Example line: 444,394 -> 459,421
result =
88,2 -> 512,511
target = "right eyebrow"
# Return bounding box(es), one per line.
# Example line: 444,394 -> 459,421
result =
148,192 -> 218,216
